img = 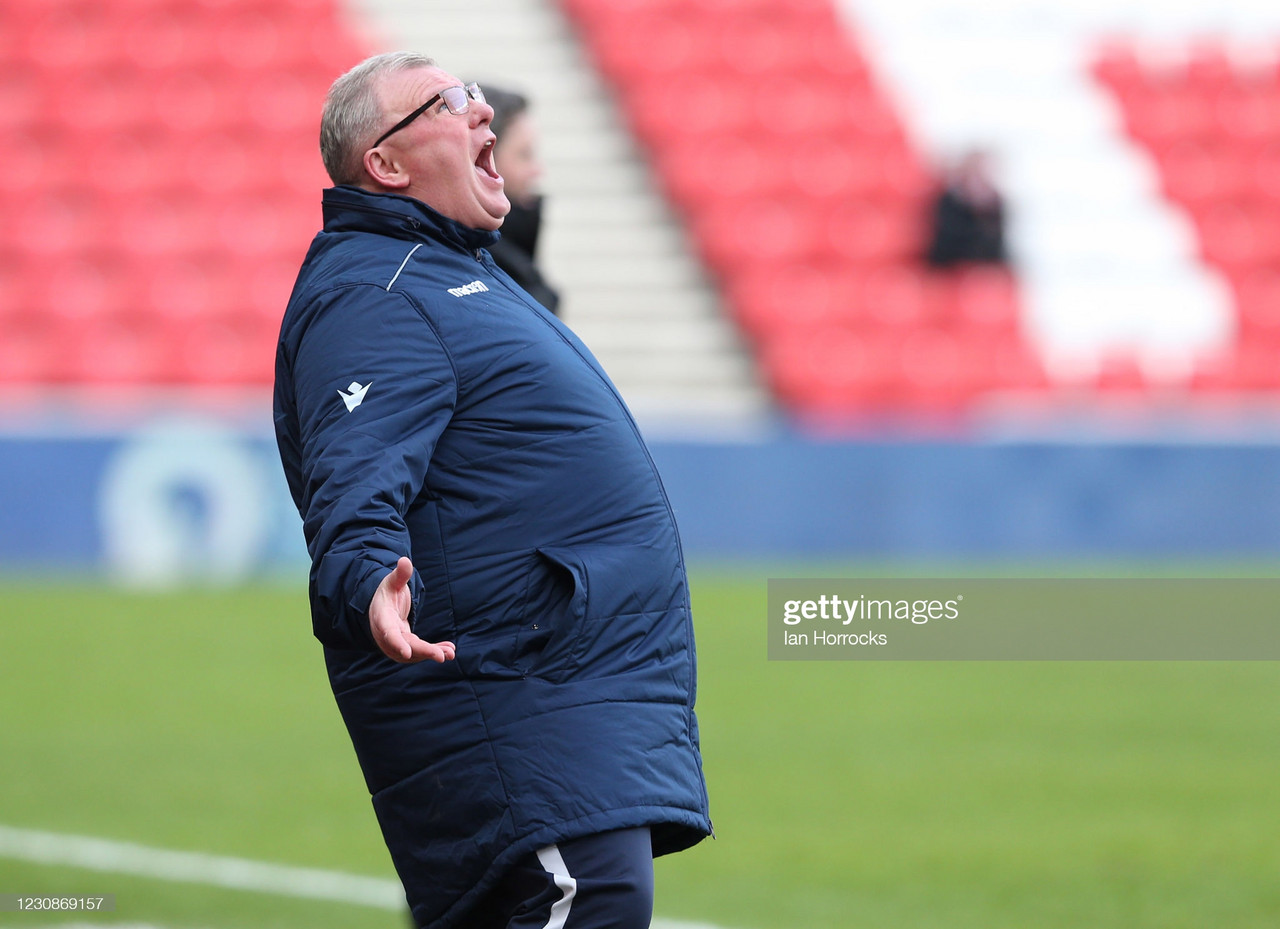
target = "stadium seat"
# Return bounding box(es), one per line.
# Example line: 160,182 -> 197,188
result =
11,191 -> 110,259
0,314 -> 77,384
142,255 -> 246,323
1197,203 -> 1280,273
1248,144 -> 1280,205
856,265 -> 943,331
1156,141 -> 1207,210
763,328 -> 901,413
1091,42 -> 1148,102
727,264 -> 864,337
0,0 -> 363,389
109,190 -> 207,258
892,329 -> 1003,413
40,254 -> 148,326
946,266 -> 1023,334
1125,88 -> 1217,149
1232,269 -> 1280,336
0,62 -> 47,132
694,197 -> 824,272
1092,353 -> 1148,393
823,203 -> 924,267
1214,86 -> 1280,147
656,137 -> 778,208
71,315 -> 176,385
177,312 -> 277,385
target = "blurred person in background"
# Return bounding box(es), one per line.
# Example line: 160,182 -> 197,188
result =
273,51 -> 710,929
924,147 -> 1010,269
483,84 -> 561,314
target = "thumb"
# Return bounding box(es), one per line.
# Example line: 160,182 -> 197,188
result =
387,556 -> 414,592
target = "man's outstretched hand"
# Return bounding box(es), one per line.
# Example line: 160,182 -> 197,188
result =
368,557 -> 457,663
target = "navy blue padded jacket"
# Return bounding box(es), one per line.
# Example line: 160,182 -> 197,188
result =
273,186 -> 711,929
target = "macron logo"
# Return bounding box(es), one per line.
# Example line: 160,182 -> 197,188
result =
337,381 -> 371,412
447,280 -> 489,298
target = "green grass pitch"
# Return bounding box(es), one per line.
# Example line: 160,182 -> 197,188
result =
2,573 -> 1279,928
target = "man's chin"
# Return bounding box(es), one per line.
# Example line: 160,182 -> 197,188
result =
483,198 -> 512,230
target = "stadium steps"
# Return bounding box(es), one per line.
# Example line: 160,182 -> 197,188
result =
346,0 -> 771,424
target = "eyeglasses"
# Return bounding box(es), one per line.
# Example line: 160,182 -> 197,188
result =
372,83 -> 486,147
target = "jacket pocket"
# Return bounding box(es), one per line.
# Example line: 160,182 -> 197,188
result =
517,542 -> 682,682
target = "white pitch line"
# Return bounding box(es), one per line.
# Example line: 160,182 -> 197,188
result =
0,825 -> 734,929
0,824 -> 403,909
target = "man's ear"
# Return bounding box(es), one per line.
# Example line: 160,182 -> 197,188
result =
364,147 -> 411,191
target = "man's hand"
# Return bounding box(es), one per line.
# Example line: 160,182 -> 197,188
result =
368,557 -> 457,663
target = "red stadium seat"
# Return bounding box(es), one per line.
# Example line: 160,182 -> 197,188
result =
0,62 -> 49,132
39,254 -> 149,326
854,265 -> 943,330
0,0 -> 365,388
177,312 -> 278,385
1197,203 -> 1280,272
108,189 -> 207,259
0,314 -> 77,384
763,328 -> 901,413
1214,85 -> 1280,147
694,197 -> 825,272
727,264 -> 865,337
1248,144 -> 1280,205
1092,42 -> 1149,101
142,255 -> 246,323
1232,269 -> 1280,336
823,202 -> 925,267
1093,352 -> 1148,392
10,191 -> 110,259
70,315 -> 177,385
1125,86 -> 1218,149
946,266 -> 1023,334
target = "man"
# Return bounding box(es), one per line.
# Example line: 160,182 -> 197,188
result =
924,148 -> 1009,269
483,85 -> 561,314
273,52 -> 711,929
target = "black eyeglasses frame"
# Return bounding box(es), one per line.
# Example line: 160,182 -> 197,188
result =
371,83 -> 486,148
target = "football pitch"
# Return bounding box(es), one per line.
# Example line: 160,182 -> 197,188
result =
3,572 -> 1279,928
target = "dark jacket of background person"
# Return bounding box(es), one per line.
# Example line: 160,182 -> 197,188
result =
273,185 -> 711,929
924,149 -> 1009,268
484,85 -> 561,314
486,194 -> 560,312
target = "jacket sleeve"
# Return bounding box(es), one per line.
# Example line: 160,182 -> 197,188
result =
287,283 -> 457,651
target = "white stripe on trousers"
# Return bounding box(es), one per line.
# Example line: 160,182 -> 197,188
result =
534,844 -> 578,929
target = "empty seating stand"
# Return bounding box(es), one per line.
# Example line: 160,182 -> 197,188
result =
0,0 -> 367,387
1094,39 -> 1280,396
561,0 -> 1046,420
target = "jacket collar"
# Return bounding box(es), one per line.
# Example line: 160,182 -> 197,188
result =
321,185 -> 500,253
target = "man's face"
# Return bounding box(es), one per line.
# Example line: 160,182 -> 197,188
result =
372,66 -> 509,230
495,112 -> 543,208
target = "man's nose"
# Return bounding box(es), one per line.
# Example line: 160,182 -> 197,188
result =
469,100 -> 494,127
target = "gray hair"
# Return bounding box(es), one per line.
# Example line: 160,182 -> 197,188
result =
320,51 -> 436,186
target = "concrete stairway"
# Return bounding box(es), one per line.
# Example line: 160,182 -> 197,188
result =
344,0 -> 770,427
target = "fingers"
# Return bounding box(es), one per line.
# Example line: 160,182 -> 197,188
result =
405,636 -> 457,663
368,559 -> 456,664
374,626 -> 457,664
370,618 -> 414,662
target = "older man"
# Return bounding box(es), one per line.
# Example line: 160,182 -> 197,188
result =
272,52 -> 711,929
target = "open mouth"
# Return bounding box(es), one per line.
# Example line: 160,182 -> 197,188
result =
475,138 -> 501,180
